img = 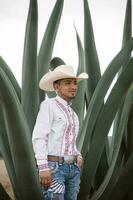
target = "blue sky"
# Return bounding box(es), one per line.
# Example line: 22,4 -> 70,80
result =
0,0 -> 128,85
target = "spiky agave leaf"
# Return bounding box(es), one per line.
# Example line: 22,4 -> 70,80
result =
107,152 -> 133,200
79,58 -> 133,198
122,0 -> 133,172
0,57 -> 22,199
122,0 -> 132,47
0,68 -> 42,200
91,82 -> 133,200
77,38 -> 133,153
0,107 -> 20,199
50,57 -> 65,70
37,0 -> 64,103
72,26 -> 87,128
84,0 -> 101,98
22,0 -> 39,133
0,56 -> 21,101
111,0 -> 132,164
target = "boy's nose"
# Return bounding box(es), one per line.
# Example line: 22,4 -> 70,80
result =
71,84 -> 77,89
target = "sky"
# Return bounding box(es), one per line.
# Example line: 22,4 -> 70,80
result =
0,0 -> 129,86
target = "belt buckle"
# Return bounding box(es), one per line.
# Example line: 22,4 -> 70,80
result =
64,155 -> 75,164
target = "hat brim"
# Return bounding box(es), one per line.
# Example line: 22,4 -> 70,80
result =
39,71 -> 88,91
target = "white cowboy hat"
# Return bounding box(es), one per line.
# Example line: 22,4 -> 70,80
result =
39,65 -> 88,91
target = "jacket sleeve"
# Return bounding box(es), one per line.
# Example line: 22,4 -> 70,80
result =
32,100 -> 53,171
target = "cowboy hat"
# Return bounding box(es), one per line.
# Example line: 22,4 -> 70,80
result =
39,65 -> 88,91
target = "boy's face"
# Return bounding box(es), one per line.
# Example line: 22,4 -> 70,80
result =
54,78 -> 78,101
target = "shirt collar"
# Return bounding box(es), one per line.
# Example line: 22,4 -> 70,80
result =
55,96 -> 72,107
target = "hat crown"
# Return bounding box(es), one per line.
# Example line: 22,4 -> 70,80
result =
54,65 -> 75,76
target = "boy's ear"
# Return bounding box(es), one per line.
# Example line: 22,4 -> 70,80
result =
53,83 -> 59,92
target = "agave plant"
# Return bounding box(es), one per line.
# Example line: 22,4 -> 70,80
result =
0,0 -> 133,200
77,0 -> 133,200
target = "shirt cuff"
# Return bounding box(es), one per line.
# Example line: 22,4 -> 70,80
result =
38,163 -> 49,171
37,159 -> 49,171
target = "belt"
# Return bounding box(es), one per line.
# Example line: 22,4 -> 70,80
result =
48,155 -> 77,164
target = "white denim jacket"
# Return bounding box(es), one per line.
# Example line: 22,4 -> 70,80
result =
32,96 -> 81,171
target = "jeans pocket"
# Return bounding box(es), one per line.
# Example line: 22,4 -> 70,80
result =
48,161 -> 59,174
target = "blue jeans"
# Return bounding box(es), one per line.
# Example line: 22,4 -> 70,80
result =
42,161 -> 81,200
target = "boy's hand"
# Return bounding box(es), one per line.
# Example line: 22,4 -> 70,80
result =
39,169 -> 52,188
76,155 -> 83,170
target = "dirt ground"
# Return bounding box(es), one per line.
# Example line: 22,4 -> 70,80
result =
0,159 -> 14,199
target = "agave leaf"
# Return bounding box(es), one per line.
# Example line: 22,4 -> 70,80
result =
111,0 -> 132,163
50,57 -> 65,70
83,151 -> 123,200
77,38 -> 133,152
38,0 -> 64,102
0,57 -> 21,188
91,82 -> 133,200
91,145 -> 124,200
79,58 -> 133,196
22,0 -> 39,133
0,108 -> 20,199
0,56 -> 21,101
72,26 -> 86,128
107,152 -> 133,200
126,106 -> 133,162
84,0 -> 101,97
74,25 -> 85,75
0,56 -> 21,199
0,68 -> 42,200
94,145 -> 109,190
122,0 -> 132,47
122,0 -> 133,164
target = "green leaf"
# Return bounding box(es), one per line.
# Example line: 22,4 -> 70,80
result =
77,38 -> 133,153
122,0 -> 133,163
38,0 -> 64,102
0,56 -> 21,101
50,57 -> 65,70
0,68 -> 42,200
72,26 -> 86,128
22,0 -> 39,133
91,147 -> 124,200
108,153 -> 133,200
126,105 -> 133,161
0,108 -> 20,199
122,0 -> 132,47
79,58 -> 133,197
84,0 -> 101,97
0,56 -> 22,199
94,145 -> 109,190
91,82 -> 133,200
111,0 -> 132,163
